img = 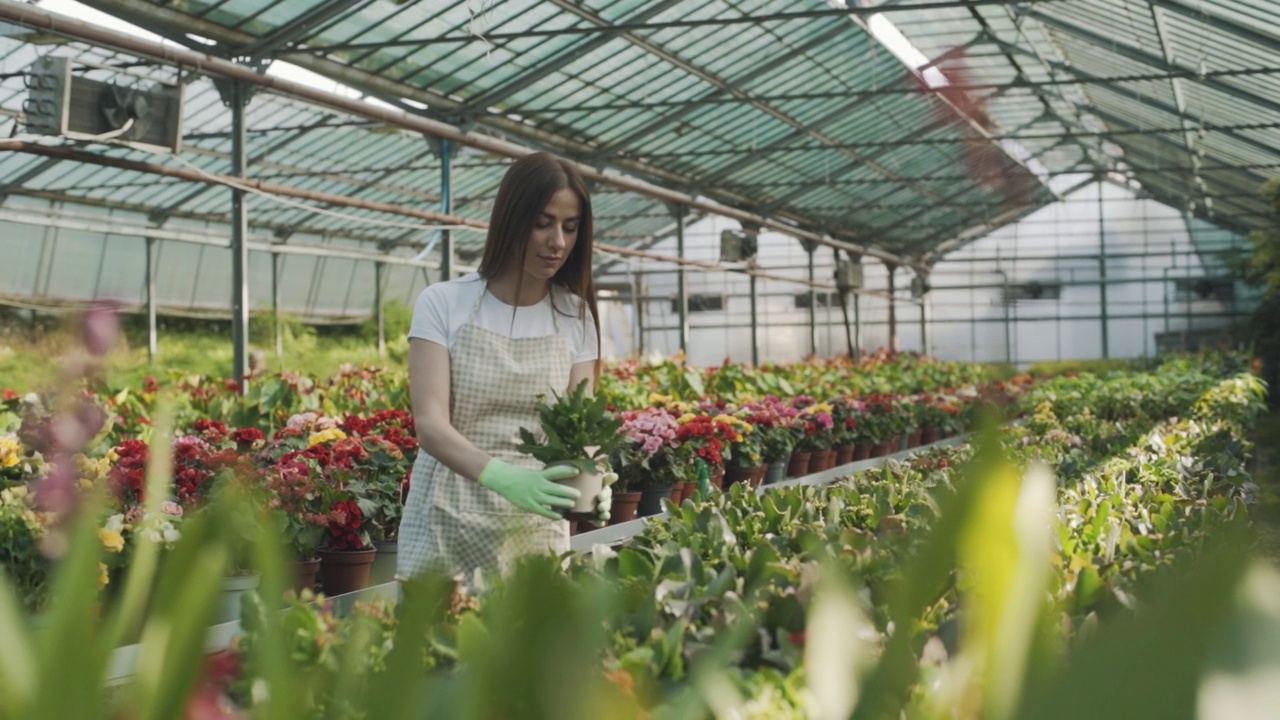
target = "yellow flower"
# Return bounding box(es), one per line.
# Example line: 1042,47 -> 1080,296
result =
0,435 -> 22,469
676,413 -> 696,425
98,528 -> 125,553
308,428 -> 347,447
98,562 -> 110,588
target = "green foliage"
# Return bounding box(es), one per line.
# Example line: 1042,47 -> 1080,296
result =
517,382 -> 623,473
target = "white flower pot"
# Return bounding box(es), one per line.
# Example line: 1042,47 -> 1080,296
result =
217,573 -> 260,625
549,458 -> 604,520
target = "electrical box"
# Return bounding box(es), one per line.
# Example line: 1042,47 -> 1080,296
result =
719,229 -> 758,263
834,259 -> 863,290
910,274 -> 930,298
24,56 -> 184,153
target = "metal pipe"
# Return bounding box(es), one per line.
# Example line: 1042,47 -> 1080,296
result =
145,236 -> 157,364
1098,186 -> 1110,358
375,261 -> 385,358
853,293 -> 861,357
807,247 -> 817,357
440,138 -> 453,280
919,300 -> 928,355
886,263 -> 898,352
0,1 -> 920,271
675,208 -> 688,354
749,271 -> 759,366
229,80 -> 250,392
272,252 -> 283,359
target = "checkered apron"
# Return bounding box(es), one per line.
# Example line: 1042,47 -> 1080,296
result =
397,285 -> 573,584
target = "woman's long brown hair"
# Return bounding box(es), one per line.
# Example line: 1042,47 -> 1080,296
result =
477,153 -> 601,381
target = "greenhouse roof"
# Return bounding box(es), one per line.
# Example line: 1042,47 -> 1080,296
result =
0,0 -> 1275,267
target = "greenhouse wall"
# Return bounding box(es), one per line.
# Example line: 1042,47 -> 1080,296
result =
599,181 -> 1256,367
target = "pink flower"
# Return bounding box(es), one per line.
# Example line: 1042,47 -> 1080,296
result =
162,501 -> 184,517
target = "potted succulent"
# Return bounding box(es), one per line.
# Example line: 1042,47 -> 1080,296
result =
517,382 -> 623,521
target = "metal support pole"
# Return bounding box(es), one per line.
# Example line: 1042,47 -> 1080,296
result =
852,293 -> 861,357
440,138 -> 453,281
675,206 -> 688,355
374,261 -> 386,358
272,252 -> 283,359
145,236 -> 157,365
1184,252 -> 1193,351
634,271 -> 645,356
1003,275 -> 1013,365
807,247 -> 817,357
229,80 -> 250,391
835,249 -> 853,359
886,263 -> 898,353
919,300 -> 927,355
1098,186 -> 1110,358
749,271 -> 760,366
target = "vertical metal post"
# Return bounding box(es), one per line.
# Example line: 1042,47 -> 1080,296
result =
145,236 -> 157,365
919,300 -> 927,355
1098,186 -> 1110,359
633,271 -> 645,356
272,252 -> 283,359
440,138 -> 453,281
1003,275 -> 1012,365
1184,252 -> 1193,351
886,263 -> 898,353
749,271 -> 760,366
807,247 -> 817,356
852,292 -> 861,357
675,206 -> 688,354
375,261 -> 386,358
229,80 -> 250,391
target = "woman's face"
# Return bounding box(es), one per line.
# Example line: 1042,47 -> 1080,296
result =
523,188 -> 580,283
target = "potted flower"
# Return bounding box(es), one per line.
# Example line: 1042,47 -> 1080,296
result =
747,398 -> 798,484
612,407 -> 681,520
336,434 -> 407,586
516,382 -> 623,521
317,488 -> 375,596
262,456 -> 328,592
723,412 -> 765,489
792,399 -> 836,473
829,397 -> 861,465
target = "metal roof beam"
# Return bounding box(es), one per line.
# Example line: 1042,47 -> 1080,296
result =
1027,9 -> 1280,118
0,157 -> 63,201
985,35 -> 1280,164
290,0 -> 1075,53
590,22 -> 852,155
457,0 -> 684,119
0,0 -> 918,269
1146,0 -> 1280,51
235,0 -> 369,60
521,64 -> 1280,114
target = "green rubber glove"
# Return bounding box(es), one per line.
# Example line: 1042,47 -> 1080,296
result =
479,459 -> 581,520
588,470 -> 619,527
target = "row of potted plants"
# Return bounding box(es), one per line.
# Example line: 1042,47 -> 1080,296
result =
207,358 -> 1269,717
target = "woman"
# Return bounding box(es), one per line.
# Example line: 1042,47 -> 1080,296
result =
397,153 -> 613,584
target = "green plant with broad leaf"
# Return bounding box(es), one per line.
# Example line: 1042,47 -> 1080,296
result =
517,381 -> 624,474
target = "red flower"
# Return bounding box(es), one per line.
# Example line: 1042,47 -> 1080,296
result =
230,427 -> 265,448
109,439 -> 150,503
2,389 -> 17,401
143,376 -> 160,394
223,380 -> 243,394
192,419 -> 229,444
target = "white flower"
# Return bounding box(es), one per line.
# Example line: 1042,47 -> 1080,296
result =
22,393 -> 39,405
104,514 -> 126,533
161,525 -> 181,544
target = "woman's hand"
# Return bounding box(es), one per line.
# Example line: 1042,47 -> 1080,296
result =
588,471 -> 619,527
478,460 -> 580,519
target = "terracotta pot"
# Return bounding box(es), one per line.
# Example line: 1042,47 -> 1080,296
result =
835,445 -> 856,466
610,491 -> 641,524
369,540 -> 398,587
709,466 -> 726,490
909,431 -> 923,448
786,451 -> 812,478
680,480 -> 698,503
871,442 -> 892,458
854,444 -> 872,461
318,548 -> 376,596
749,466 -> 768,488
764,461 -> 787,485
724,465 -> 759,489
922,427 -> 940,445
819,449 -> 840,471
290,558 -> 320,594
635,484 -> 672,517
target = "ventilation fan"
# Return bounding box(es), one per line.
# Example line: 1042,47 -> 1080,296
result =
24,56 -> 183,153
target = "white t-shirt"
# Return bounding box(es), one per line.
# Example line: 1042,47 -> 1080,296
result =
408,273 -> 599,364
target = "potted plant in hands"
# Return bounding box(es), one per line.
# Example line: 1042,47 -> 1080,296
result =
517,382 -> 623,522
